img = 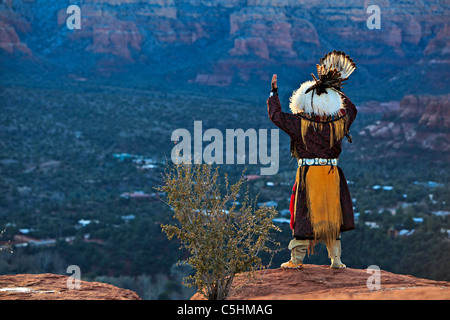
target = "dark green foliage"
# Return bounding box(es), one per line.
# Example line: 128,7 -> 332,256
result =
158,163 -> 281,300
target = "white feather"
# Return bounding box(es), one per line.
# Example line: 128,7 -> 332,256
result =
289,80 -> 344,116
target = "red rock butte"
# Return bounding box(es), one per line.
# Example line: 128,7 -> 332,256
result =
360,94 -> 450,157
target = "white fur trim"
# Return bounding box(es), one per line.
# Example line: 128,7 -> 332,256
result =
289,80 -> 343,116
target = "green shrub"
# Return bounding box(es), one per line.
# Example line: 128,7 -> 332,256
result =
158,163 -> 280,300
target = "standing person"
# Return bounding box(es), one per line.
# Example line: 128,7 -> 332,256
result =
267,51 -> 358,269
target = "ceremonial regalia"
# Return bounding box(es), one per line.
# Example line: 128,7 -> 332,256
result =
267,51 -> 358,269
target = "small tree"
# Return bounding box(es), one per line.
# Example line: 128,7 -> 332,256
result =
158,163 -> 280,300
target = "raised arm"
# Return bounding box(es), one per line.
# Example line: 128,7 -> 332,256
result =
267,74 -> 301,137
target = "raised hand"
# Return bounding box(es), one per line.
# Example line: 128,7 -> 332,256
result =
271,74 -> 278,91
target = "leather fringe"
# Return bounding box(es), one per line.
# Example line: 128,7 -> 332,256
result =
305,166 -> 342,252
299,114 -> 349,149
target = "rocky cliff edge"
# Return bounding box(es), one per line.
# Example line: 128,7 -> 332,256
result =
192,265 -> 450,300
0,273 -> 141,300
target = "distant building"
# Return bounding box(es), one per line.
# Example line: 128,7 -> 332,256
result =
365,221 -> 379,229
398,229 -> 415,237
28,239 -> 56,247
139,164 -> 157,170
372,185 -> 393,191
120,191 -> 158,200
121,214 -> 136,221
14,234 -> 38,245
77,219 -> 99,228
272,218 -> 290,224
387,228 -> 398,238
440,228 -> 450,237
412,217 -> 424,223
413,181 -> 444,188
432,211 -> 450,217
78,219 -> 92,227
243,175 -> 261,181
388,228 -> 415,238
113,153 -> 139,161
133,158 -> 156,165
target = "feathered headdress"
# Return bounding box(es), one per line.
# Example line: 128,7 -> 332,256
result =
289,50 -> 357,151
289,50 -> 356,116
306,50 -> 357,96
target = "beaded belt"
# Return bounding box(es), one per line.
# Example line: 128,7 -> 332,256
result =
298,158 -> 338,167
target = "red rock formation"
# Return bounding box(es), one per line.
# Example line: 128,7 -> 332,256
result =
0,0 -> 448,87
424,23 -> 450,56
0,12 -> 32,56
360,94 -> 450,155
358,100 -> 400,114
397,94 -> 450,129
229,9 -> 302,60
191,265 -> 450,300
57,6 -> 143,62
0,273 -> 141,300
